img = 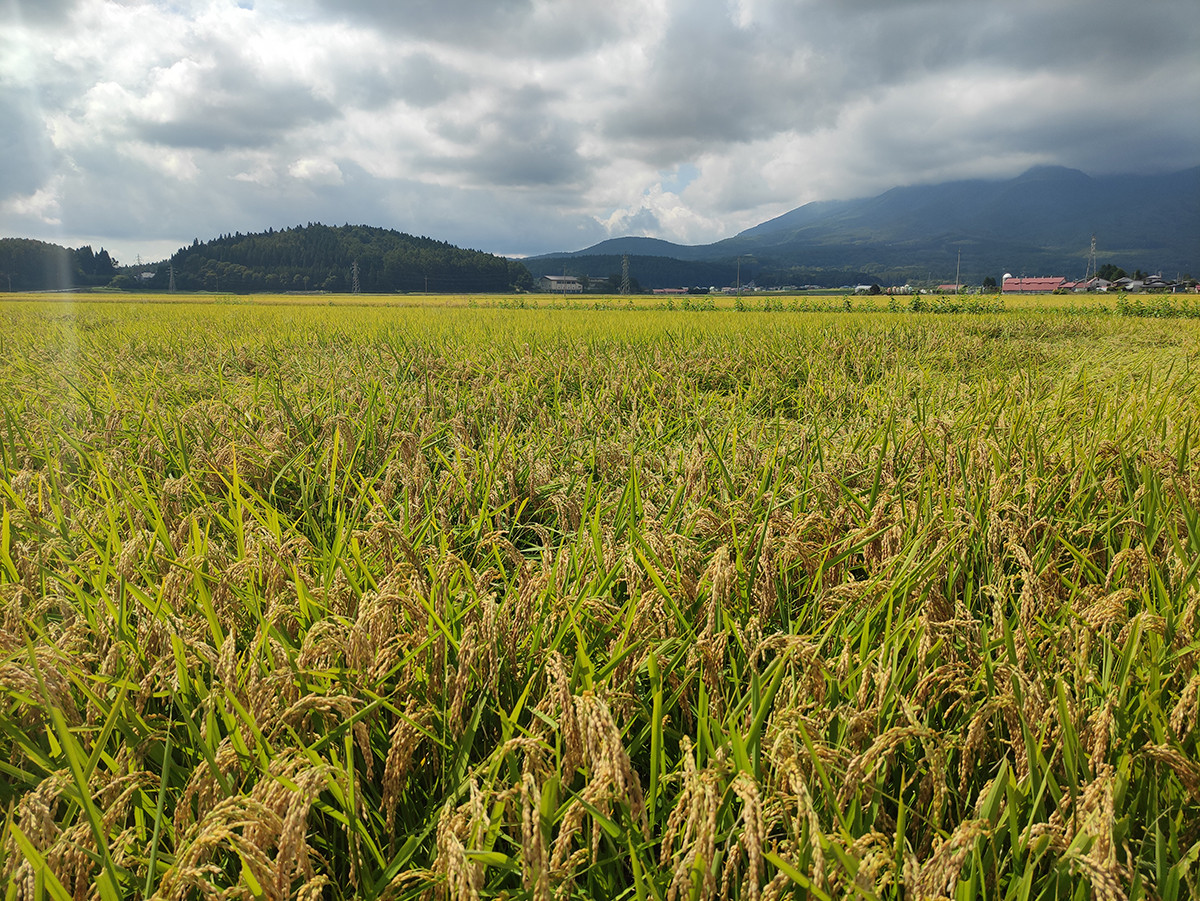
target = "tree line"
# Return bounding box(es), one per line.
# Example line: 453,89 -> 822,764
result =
0,238 -> 118,291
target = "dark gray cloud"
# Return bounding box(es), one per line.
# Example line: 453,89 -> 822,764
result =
134,84 -> 339,150
311,53 -> 472,112
0,91 -> 59,197
605,0 -> 1200,166
124,37 -> 342,150
451,122 -> 587,188
1,0 -> 83,26
312,0 -> 629,57
392,53 -> 472,108
425,88 -> 588,188
314,0 -> 532,42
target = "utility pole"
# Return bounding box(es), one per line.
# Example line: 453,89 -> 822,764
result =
955,249 -> 961,292
621,254 -> 630,295
737,254 -> 751,297
168,263 -> 176,293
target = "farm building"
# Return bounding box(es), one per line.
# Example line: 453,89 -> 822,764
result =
1002,276 -> 1066,293
539,275 -> 583,293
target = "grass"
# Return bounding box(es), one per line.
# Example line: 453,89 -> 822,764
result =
0,299 -> 1197,900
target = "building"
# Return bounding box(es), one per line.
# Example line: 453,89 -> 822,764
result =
539,275 -> 583,293
1142,275 -> 1178,292
1068,277 -> 1112,292
1002,276 -> 1066,293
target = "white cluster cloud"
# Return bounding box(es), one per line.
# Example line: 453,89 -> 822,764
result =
1,0 -> 1197,264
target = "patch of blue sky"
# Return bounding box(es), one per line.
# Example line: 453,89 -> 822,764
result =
659,163 -> 699,194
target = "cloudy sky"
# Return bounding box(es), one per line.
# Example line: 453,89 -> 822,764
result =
3,0 -> 1198,265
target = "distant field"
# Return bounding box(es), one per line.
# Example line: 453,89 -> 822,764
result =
0,289 -> 1147,312
1,301 -> 1197,900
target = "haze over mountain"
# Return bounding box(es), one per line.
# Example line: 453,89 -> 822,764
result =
527,166 -> 1200,287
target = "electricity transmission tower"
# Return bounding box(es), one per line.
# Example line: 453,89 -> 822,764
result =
621,255 -> 630,295
1084,235 -> 1097,283
168,263 -> 176,293
351,259 -> 360,294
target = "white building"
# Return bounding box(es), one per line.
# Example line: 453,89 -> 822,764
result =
540,275 -> 583,293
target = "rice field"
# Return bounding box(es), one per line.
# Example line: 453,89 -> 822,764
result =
4,289 -> 1181,314
0,299 -> 1197,900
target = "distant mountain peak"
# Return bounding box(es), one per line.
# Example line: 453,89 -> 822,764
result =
527,165 -> 1198,288
1013,164 -> 1092,182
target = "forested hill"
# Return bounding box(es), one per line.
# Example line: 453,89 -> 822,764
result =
1,225 -> 533,293
166,224 -> 532,293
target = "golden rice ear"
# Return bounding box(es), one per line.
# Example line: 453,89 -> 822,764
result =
912,819 -> 991,900
382,699 -> 429,834
1169,672 -> 1200,739
432,778 -> 489,901
1144,745 -> 1200,802
725,773 -> 766,901
659,738 -> 713,897
519,772 -> 551,901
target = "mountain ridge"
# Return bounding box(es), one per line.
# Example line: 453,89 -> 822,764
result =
528,165 -> 1199,286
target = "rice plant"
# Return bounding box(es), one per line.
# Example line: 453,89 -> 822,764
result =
0,300 -> 1196,900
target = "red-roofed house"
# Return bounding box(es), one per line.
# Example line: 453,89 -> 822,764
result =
1002,276 -> 1066,293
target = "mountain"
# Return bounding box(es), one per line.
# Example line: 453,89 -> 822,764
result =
561,236 -> 707,260
529,166 -> 1200,287
164,224 -> 532,293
